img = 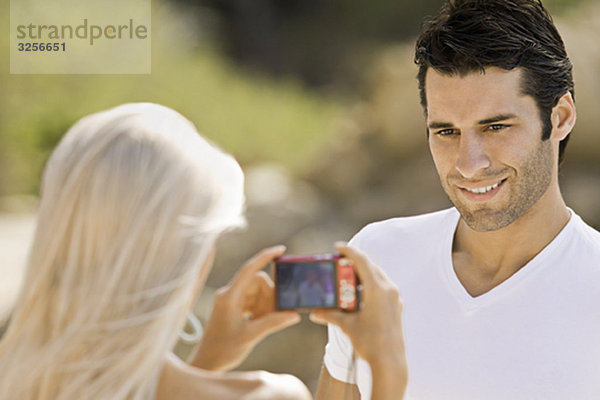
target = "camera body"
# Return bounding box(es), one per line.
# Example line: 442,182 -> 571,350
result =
273,254 -> 360,312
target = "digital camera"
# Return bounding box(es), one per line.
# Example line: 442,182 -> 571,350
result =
273,254 -> 360,312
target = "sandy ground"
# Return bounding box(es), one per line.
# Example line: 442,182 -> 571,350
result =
0,213 -> 35,324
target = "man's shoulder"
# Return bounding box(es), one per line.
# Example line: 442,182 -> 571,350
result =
351,207 -> 458,247
570,211 -> 600,253
359,207 -> 457,235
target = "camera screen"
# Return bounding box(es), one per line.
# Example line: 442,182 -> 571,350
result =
275,261 -> 337,309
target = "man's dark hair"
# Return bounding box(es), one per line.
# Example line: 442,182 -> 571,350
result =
414,0 -> 574,164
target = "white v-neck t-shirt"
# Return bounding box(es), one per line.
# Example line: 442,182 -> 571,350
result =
323,208 -> 600,400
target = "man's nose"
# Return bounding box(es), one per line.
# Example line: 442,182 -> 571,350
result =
455,132 -> 490,179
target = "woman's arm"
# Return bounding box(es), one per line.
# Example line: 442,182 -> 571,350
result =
189,246 -> 301,371
159,353 -> 312,400
311,243 -> 408,400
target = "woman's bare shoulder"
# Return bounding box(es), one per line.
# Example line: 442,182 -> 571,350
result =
224,370 -> 313,400
156,354 -> 312,400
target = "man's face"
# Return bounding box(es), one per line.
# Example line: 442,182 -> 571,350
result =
425,67 -> 557,232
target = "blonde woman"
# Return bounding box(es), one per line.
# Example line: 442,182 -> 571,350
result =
0,103 -> 311,400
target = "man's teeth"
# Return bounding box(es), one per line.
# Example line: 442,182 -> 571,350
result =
466,182 -> 500,194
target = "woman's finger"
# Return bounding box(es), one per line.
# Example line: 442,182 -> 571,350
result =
334,242 -> 382,287
247,311 -> 301,341
309,310 -> 352,331
230,245 -> 286,288
244,272 -> 276,318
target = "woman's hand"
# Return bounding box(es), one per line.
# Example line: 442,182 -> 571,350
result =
190,246 -> 301,371
310,243 -> 408,399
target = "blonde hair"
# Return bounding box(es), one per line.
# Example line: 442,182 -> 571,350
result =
0,103 -> 245,400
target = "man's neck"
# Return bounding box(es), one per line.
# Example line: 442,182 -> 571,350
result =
451,188 -> 571,297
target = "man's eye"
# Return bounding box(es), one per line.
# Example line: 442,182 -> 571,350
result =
436,129 -> 457,136
488,124 -> 508,131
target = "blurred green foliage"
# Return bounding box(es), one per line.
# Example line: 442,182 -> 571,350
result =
0,1 -> 341,196
175,0 -> 591,89
546,0 -> 590,11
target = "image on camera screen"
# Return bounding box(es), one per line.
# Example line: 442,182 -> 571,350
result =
276,262 -> 336,309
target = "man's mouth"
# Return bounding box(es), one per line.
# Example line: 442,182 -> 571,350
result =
464,181 -> 501,194
458,179 -> 507,196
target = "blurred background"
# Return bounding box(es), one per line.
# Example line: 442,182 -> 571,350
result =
1,0 -> 599,394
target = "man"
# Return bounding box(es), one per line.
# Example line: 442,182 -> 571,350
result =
313,0 -> 600,399
298,267 -> 328,307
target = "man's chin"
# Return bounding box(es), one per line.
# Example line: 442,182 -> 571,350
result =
457,207 -> 518,232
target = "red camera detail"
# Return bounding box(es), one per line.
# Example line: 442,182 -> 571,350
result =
337,258 -> 357,311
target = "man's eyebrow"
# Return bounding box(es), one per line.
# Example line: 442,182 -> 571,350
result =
477,114 -> 517,125
427,121 -> 454,130
428,114 -> 518,130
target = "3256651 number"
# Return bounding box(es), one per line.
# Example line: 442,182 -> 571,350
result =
18,42 -> 66,52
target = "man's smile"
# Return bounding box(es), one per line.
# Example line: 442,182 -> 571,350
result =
455,178 -> 508,201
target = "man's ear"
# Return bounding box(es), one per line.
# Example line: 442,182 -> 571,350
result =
551,92 -> 576,142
